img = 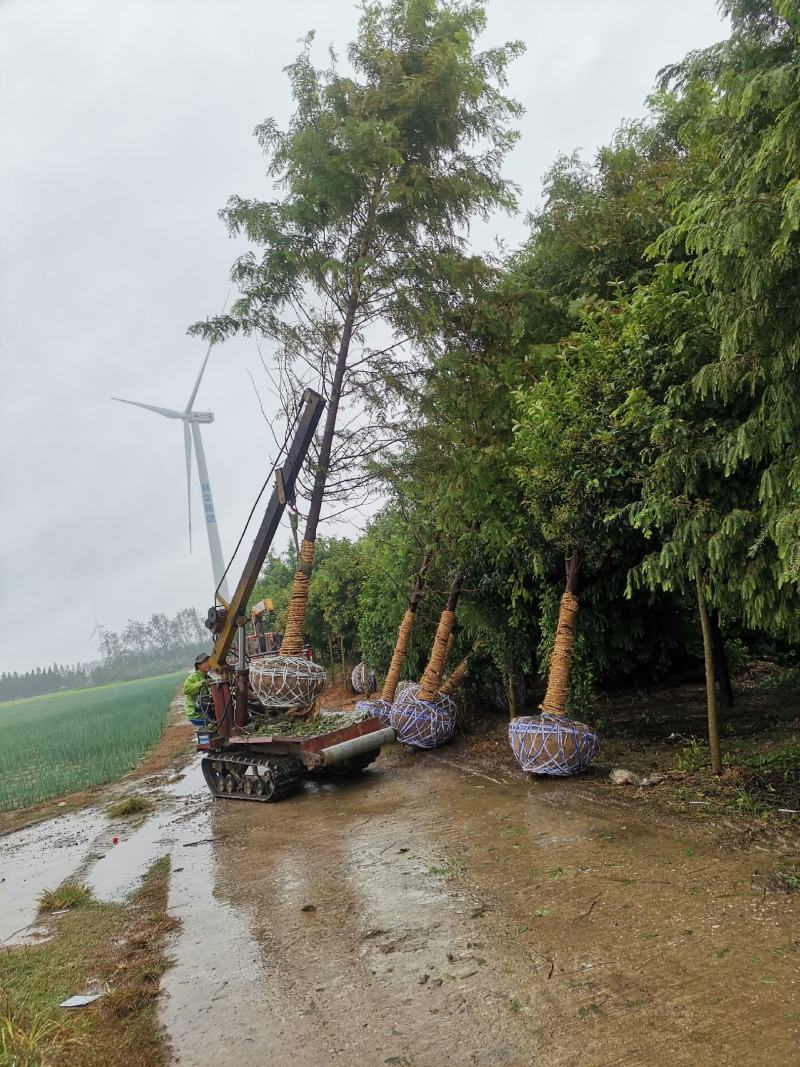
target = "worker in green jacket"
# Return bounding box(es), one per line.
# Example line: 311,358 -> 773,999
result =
184,653 -> 213,727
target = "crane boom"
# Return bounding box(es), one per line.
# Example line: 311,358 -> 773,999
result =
207,389 -> 325,668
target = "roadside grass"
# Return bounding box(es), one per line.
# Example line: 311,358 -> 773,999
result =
0,857 -> 177,1067
107,795 -> 154,819
0,1004 -> 76,1066
39,882 -> 92,913
0,674 -> 182,813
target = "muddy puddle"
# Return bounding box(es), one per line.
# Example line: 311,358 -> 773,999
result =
0,808 -> 107,944
159,757 -> 799,1066
0,762 -> 205,942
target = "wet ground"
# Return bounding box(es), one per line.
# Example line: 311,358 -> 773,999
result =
2,750 -> 799,1064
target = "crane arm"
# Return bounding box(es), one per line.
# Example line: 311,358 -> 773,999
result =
207,389 -> 325,668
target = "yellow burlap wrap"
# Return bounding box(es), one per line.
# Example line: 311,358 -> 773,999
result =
381,609 -> 415,703
540,592 -> 579,716
279,539 -> 316,656
418,610 -> 456,702
440,653 -> 470,698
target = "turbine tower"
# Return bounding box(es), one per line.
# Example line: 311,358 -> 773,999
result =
112,342 -> 230,602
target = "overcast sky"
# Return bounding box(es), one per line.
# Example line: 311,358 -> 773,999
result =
0,0 -> 729,674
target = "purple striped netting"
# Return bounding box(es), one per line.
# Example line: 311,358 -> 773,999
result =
508,714 -> 599,777
390,684 -> 457,749
354,698 -> 393,726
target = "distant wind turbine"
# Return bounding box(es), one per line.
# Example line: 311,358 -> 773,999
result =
88,605 -> 106,655
112,340 -> 230,602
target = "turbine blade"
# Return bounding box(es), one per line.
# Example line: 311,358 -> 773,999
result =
184,288 -> 230,414
112,397 -> 183,419
184,419 -> 193,552
88,625 -> 98,643
185,340 -> 214,414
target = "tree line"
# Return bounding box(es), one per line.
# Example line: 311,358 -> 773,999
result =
207,0 -> 799,757
0,607 -> 210,701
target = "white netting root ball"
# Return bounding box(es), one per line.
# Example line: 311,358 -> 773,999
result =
354,698 -> 393,726
249,655 -> 327,710
508,714 -> 599,777
351,661 -> 377,695
390,683 -> 457,749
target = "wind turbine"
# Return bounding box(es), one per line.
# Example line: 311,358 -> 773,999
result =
112,341 -> 230,602
88,605 -> 106,656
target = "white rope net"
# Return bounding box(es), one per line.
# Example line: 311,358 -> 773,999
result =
249,655 -> 327,710
351,661 -> 376,695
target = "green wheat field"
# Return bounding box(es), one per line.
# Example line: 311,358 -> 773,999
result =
0,673 -> 182,811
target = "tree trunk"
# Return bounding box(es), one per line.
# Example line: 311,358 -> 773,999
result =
696,572 -> 722,775
439,653 -> 470,697
339,634 -> 347,689
506,674 -> 518,719
540,550 -> 581,717
327,634 -> 336,681
280,191 -> 380,658
709,608 -> 734,708
279,302 -> 357,656
443,632 -> 456,672
380,552 -> 432,703
418,572 -> 465,702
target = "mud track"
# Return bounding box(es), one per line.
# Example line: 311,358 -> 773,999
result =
2,750 -> 799,1064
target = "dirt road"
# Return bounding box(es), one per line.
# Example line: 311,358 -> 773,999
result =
2,751 -> 798,1064
162,754 -> 798,1066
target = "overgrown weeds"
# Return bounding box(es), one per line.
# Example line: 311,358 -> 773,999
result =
675,739 -> 708,773
107,794 -> 154,818
0,1001 -> 75,1067
38,882 -> 91,913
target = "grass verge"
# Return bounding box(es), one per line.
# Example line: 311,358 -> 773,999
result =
0,857 -> 177,1067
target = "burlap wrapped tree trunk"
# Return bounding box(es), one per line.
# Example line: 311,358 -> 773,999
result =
508,550 -> 599,777
417,572 -> 464,701
540,551 -> 580,715
440,652 -> 470,697
355,552 -> 432,726
280,539 -> 315,656
390,572 -> 466,748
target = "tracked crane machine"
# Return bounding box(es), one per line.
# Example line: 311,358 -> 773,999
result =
198,388 -> 394,802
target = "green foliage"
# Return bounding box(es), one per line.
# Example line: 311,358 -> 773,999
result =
675,738 -> 709,773
228,4 -> 800,716
194,0 -> 524,522
0,675 -> 178,811
640,0 -> 800,627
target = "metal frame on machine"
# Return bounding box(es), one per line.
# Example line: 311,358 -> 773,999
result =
204,388 -> 325,740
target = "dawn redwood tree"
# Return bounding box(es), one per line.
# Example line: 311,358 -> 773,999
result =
651,0 -> 800,614
194,0 -> 523,660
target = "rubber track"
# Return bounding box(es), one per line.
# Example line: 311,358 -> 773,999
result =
201,751 -> 304,803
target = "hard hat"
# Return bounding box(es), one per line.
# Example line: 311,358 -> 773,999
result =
194,653 -> 211,668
